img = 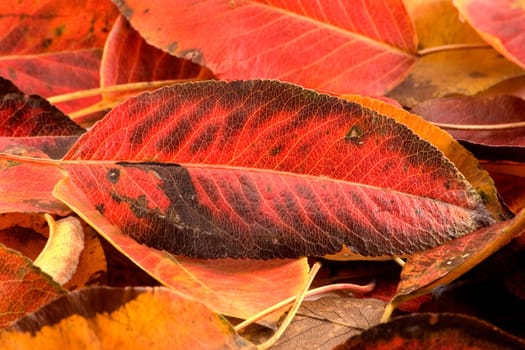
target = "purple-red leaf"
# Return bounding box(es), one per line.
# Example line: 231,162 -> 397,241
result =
61,80 -> 493,259
113,0 -> 417,95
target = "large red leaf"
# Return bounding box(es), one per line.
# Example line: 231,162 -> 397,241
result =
62,80 -> 493,258
0,77 -> 85,137
114,0 -> 417,95
454,0 -> 525,69
54,175 -> 309,319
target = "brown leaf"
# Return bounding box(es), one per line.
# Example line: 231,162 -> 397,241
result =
0,286 -> 254,350
412,95 -> 525,161
269,297 -> 385,350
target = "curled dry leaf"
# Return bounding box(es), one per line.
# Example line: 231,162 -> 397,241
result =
114,0 -> 417,95
33,215 -> 84,286
0,286 -> 254,350
61,80 -> 494,259
0,244 -> 65,328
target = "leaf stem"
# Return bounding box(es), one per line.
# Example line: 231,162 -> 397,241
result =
256,262 -> 322,350
432,120 -> 525,130
0,153 -> 61,166
234,280 -> 375,333
418,43 -> 491,56
47,79 -> 192,104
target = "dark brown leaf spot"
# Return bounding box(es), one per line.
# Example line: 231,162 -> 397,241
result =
345,125 -> 363,145
106,168 -> 120,184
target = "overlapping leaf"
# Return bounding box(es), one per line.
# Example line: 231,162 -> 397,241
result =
114,0 -> 417,95
412,95 -> 525,161
101,15 -> 213,102
389,0 -> 525,107
0,0 -> 119,112
335,313 -> 525,349
0,287 -> 252,350
54,177 -> 308,319
454,0 -> 525,69
62,80 -> 493,259
0,244 -> 65,328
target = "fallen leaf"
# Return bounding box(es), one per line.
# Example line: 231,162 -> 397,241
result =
454,0 -> 525,69
334,313 -> 525,349
0,286 -> 254,350
101,15 -> 213,102
0,213 -> 48,260
53,177 -> 309,321
114,0 -> 417,95
0,244 -> 65,328
0,77 -> 85,137
404,0 -> 485,49
489,171 -> 525,214
341,94 -> 507,221
412,95 -> 525,161
389,208 -> 525,313
268,297 -> 385,350
62,80 -> 493,259
387,48 -> 524,107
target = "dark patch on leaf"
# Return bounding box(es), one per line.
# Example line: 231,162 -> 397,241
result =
106,168 -> 120,184
345,125 -> 363,145
95,203 -> 105,214
269,145 -> 283,156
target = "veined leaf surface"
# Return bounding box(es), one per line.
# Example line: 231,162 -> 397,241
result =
62,80 -> 493,259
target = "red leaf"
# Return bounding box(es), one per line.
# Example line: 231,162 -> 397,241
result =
62,80 -> 493,258
101,16 -> 213,100
454,0 -> 525,69
0,0 -> 117,54
0,244 -> 65,328
0,50 -> 103,114
54,176 -> 309,320
0,78 -> 85,137
64,162 -> 492,258
412,95 -> 525,161
114,0 -> 417,95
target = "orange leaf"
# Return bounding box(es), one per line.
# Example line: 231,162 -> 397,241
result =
0,287 -> 253,350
